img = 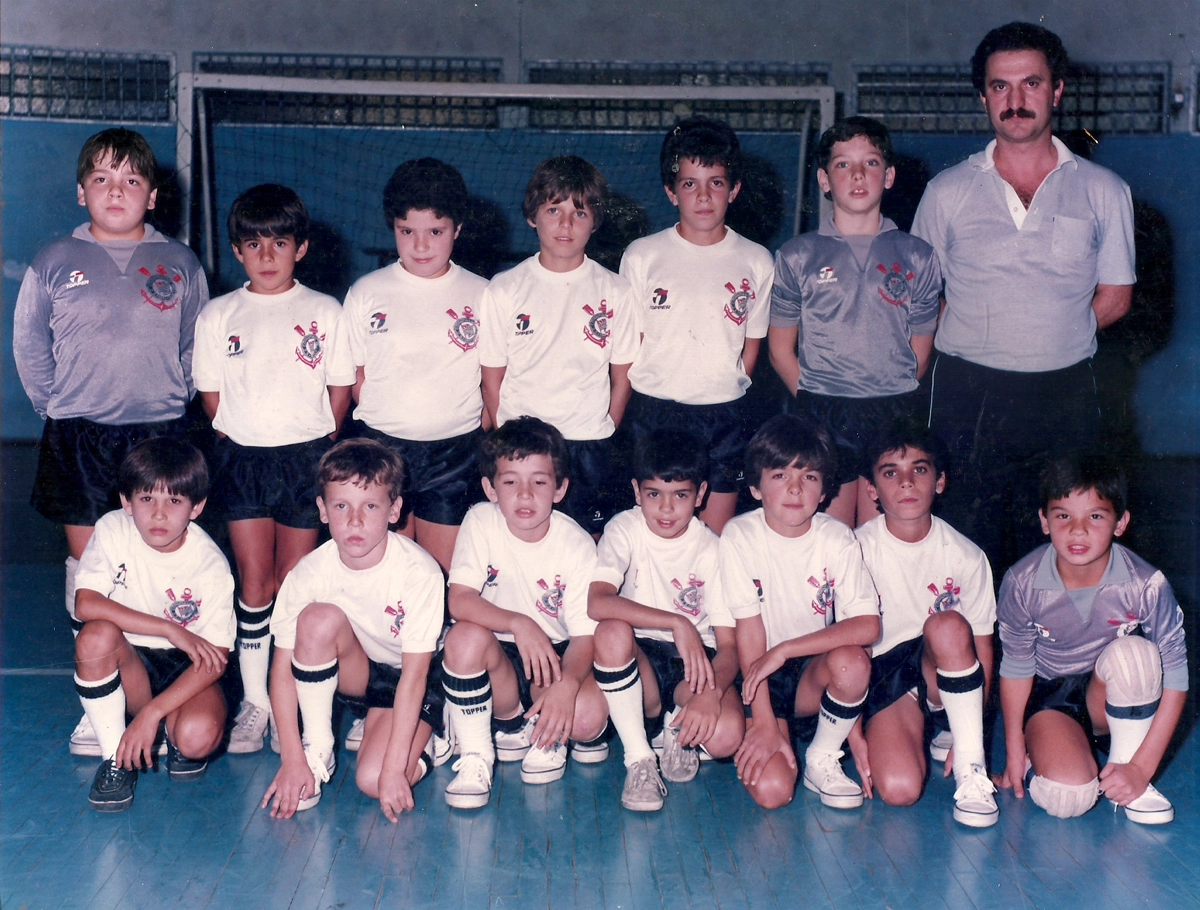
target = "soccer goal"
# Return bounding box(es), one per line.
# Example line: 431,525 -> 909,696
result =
176,58 -> 834,296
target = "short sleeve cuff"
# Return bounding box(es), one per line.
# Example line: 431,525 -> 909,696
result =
999,654 -> 1037,679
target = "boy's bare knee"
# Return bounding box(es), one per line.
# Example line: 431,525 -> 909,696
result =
923,611 -> 972,656
75,620 -> 124,663
826,646 -> 871,693
355,764 -> 380,798
173,714 -> 223,759
571,695 -> 609,743
746,768 -> 795,810
703,719 -> 743,760
875,770 -> 923,807
592,619 -> 634,663
442,621 -> 494,672
295,602 -> 343,643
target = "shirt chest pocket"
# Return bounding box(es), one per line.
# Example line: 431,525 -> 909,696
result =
1050,215 -> 1095,260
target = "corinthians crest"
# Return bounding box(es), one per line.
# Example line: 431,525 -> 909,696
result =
927,577 -> 961,613
164,587 -> 201,627
138,265 -> 182,311
294,321 -> 325,368
535,575 -> 565,619
581,300 -> 611,348
808,570 -> 835,623
877,262 -> 915,307
385,601 -> 406,638
723,279 -> 754,325
446,306 -> 479,351
671,575 -> 705,617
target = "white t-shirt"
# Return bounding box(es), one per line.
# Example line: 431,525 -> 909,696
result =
720,510 -> 879,650
856,515 -> 996,657
477,255 -> 638,441
272,533 -> 444,667
621,226 -> 773,405
192,281 -> 355,446
448,502 -> 598,643
344,261 -> 488,441
593,508 -> 732,648
74,509 -> 235,650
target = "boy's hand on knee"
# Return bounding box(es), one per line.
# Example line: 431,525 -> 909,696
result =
513,617 -> 561,689
166,626 -> 227,676
116,710 -> 159,770
675,690 -> 719,747
847,721 -> 873,799
735,716 -> 794,786
378,767 -> 415,823
262,757 -> 316,819
527,682 -> 576,749
741,646 -> 786,705
1099,761 -> 1150,806
672,620 -> 715,694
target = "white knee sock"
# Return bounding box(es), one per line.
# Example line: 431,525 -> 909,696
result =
75,670 -> 125,760
1106,704 -> 1157,765
236,599 -> 273,709
937,661 -> 986,777
291,657 -> 338,756
595,660 -> 654,766
443,667 -> 494,763
807,691 -> 865,758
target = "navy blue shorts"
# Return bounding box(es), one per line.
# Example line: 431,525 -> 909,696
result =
561,437 -> 623,535
208,435 -> 332,528
337,652 -> 445,732
350,422 -> 482,526
1025,672 -> 1110,753
863,637 -> 929,722
790,389 -> 922,487
625,390 -> 748,494
499,639 -> 571,711
134,646 -> 196,697
637,636 -> 719,714
32,415 -> 192,525
761,655 -> 819,743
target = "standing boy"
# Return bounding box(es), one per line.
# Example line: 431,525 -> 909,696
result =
193,184 -> 355,755
768,117 -> 940,527
14,128 -> 209,757
73,438 -> 234,812
724,416 -> 880,809
478,157 -> 638,535
262,439 -> 446,821
589,428 -> 745,812
621,116 -> 774,533
850,421 -> 998,827
441,417 -> 608,808
995,454 -> 1186,824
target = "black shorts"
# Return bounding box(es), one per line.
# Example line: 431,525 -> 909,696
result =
636,637 -> 719,714
208,435 -> 333,528
499,639 -> 571,711
790,389 -> 922,487
561,437 -> 622,535
1024,672 -> 1111,753
32,415 -> 192,525
134,646 -> 195,697
625,390 -> 748,494
761,655 -> 820,743
351,422 -> 482,526
863,637 -> 929,722
337,652 -> 445,732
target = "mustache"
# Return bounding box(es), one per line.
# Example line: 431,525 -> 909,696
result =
999,108 -> 1037,121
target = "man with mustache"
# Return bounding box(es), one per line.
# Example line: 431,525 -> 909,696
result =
911,22 -> 1135,573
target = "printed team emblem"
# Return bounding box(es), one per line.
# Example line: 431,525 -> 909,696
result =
227,335 -> 242,355
927,577 -> 961,613
294,321 -> 325,369
369,312 -> 388,332
651,288 -> 670,309
752,578 -> 764,601
113,563 -> 128,588
1108,611 -> 1141,638
582,300 -> 612,348
877,262 -> 915,307
66,270 -> 90,289
671,575 -> 705,617
138,265 -> 183,311
163,587 -> 200,627
385,601 -> 406,638
484,564 -> 500,588
535,575 -> 565,619
446,306 -> 479,351
515,313 -> 532,333
808,570 -> 835,622
723,279 -> 754,325
816,266 -> 837,285
1033,622 -> 1055,641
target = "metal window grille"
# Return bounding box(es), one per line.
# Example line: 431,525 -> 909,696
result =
855,62 -> 1170,134
193,53 -> 504,128
525,61 -> 830,131
0,46 -> 173,121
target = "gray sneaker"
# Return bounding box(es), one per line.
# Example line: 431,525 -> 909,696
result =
621,757 -> 667,812
228,701 -> 271,754
660,708 -> 700,783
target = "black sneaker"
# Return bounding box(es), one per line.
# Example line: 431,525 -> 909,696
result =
89,759 -> 137,812
166,739 -> 208,781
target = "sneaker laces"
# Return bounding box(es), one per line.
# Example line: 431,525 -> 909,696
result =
306,748 -> 333,785
451,753 -> 491,786
808,749 -> 847,776
628,757 -> 667,797
234,702 -> 267,731
954,764 -> 996,802
98,759 -> 128,787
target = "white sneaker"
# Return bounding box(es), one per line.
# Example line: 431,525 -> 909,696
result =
621,756 -> 667,812
228,702 -> 271,754
802,750 -> 864,809
521,741 -> 568,784
426,715 -> 456,767
659,708 -> 699,783
571,739 -> 610,764
953,764 -> 999,827
344,717 -> 365,752
495,717 -> 534,762
297,743 -> 336,812
930,728 -> 953,763
445,754 -> 493,809
70,714 -> 102,757
1123,782 -> 1175,825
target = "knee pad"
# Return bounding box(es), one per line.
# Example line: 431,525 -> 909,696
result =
1095,636 -> 1162,708
1029,775 -> 1099,818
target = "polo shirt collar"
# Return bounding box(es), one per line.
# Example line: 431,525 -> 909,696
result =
976,135 -> 1078,173
817,213 -> 898,238
1032,543 -> 1130,591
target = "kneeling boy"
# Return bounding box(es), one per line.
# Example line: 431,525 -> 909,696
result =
442,417 -> 608,808
589,429 -> 745,811
850,421 -> 998,827
262,439 -> 445,821
74,438 -> 234,812
995,453 -> 1187,825
724,416 -> 880,809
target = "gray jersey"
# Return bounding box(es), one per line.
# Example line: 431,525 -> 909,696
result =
998,543 -> 1188,691
770,217 -> 940,397
14,224 -> 208,424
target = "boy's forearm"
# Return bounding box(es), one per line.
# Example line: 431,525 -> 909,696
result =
767,326 -> 800,394
740,336 -> 762,379
999,675 -> 1033,755
974,633 -> 995,704
199,390 -> 220,423
352,365 -> 365,405
383,651 -> 432,774
1130,687 -> 1185,779
608,363 -> 633,428
269,648 -> 305,759
481,366 -> 505,429
559,636 -> 595,687
448,582 -> 527,635
140,654 -> 225,726
712,627 -> 740,693
735,617 -> 778,720
328,385 -> 353,437
588,582 -> 680,634
76,589 -> 185,641
910,333 -> 935,380
776,614 -> 880,661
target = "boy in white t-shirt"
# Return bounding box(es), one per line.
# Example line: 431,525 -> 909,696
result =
849,420 -> 998,827
193,184 -> 355,755
620,116 -> 775,533
589,428 -> 744,811
723,416 -> 880,810
343,158 -> 490,574
73,438 -> 235,812
441,417 -> 608,808
479,157 -> 638,536
261,439 -> 446,821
